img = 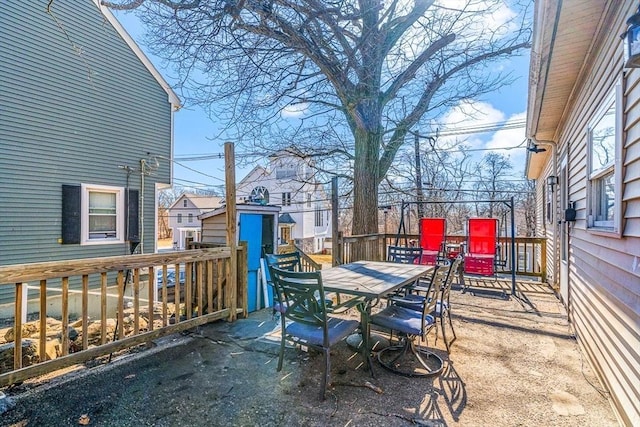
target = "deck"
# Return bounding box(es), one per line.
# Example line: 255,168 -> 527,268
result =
0,276 -> 618,426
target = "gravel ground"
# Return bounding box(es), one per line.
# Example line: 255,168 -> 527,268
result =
0,280 -> 620,427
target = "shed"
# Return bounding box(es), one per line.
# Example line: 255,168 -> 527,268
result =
199,203 -> 281,312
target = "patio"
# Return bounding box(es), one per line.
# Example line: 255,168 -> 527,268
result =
0,278 -> 618,426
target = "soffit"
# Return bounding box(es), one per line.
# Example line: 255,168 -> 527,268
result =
526,0 -> 608,179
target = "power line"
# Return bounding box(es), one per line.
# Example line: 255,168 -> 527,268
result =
172,120 -> 526,163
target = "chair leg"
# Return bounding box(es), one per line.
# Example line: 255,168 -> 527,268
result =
446,310 -> 457,348
377,335 -> 444,377
440,314 -> 449,353
321,348 -> 330,400
277,332 -> 286,372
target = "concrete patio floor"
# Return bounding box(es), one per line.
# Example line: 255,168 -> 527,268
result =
1,278 -> 619,426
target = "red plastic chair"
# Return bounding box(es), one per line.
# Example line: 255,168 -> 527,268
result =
464,218 -> 498,276
418,218 -> 446,265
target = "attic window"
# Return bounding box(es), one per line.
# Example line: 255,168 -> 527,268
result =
276,165 -> 296,180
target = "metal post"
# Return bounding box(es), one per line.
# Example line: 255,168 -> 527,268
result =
510,196 -> 517,296
414,134 -> 424,218
331,177 -> 339,266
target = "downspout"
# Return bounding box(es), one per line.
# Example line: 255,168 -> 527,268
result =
532,139 -> 558,285
140,159 -> 146,254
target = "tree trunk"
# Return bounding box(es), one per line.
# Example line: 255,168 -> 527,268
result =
352,128 -> 380,235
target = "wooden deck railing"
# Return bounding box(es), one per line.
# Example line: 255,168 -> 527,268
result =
337,233 -> 547,280
0,247 -> 246,386
277,243 -> 323,271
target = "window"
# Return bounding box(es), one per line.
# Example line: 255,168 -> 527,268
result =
177,213 -> 183,224
183,199 -> 187,207
81,184 -> 125,245
276,164 -> 296,180
587,84 -> 621,233
315,207 -> 324,227
307,193 -> 312,207
282,192 -> 291,206
250,186 -> 269,204
280,226 -> 291,244
188,213 -> 193,223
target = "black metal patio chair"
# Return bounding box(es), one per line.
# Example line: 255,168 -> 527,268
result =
392,257 -> 462,353
268,266 -> 371,399
369,263 -> 448,377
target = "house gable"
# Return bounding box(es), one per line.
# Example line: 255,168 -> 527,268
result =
235,151 -> 331,249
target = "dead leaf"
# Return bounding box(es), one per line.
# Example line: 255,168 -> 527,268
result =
78,414 -> 90,425
124,374 -> 135,379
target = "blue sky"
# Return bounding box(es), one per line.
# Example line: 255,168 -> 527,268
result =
113,8 -> 530,191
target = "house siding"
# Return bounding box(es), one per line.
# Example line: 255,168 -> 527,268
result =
536,3 -> 640,425
0,1 -> 173,303
201,215 -> 229,245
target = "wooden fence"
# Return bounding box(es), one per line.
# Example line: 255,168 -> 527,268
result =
0,247 -> 246,386
337,233 -> 547,280
277,243 -> 323,271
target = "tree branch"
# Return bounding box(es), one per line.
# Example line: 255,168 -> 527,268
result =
381,32 -> 455,106
101,0 -> 200,10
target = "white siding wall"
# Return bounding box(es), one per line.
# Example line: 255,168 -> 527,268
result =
548,4 -> 640,424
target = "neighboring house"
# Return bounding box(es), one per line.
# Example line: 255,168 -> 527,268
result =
236,149 -> 332,253
168,194 -> 223,249
526,2 -> 639,425
0,1 -> 179,302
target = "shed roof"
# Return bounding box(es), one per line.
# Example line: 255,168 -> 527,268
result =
199,203 -> 281,220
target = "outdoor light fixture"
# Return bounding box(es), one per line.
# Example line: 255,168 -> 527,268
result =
527,144 -> 547,153
622,5 -> 640,68
546,175 -> 558,192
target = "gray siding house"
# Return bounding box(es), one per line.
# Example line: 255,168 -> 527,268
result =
526,1 -> 640,425
0,1 -> 180,303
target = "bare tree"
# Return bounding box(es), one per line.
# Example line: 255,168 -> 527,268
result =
103,0 -> 531,234
473,152 -> 513,217
516,178 -> 536,236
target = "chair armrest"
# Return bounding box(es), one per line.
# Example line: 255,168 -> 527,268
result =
388,295 -> 424,307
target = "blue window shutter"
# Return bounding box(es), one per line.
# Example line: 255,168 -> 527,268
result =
62,184 -> 81,244
126,189 -> 140,243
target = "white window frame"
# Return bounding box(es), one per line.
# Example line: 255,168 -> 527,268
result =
315,206 -> 324,227
80,184 -> 125,245
188,213 -> 193,223
587,81 -> 623,236
282,192 -> 291,206
276,163 -> 297,180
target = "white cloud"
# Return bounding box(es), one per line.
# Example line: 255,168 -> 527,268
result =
434,100 -> 527,176
437,100 -> 506,147
280,102 -> 309,118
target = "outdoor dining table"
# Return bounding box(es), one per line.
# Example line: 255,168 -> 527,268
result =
319,260 -> 434,354
320,260 -> 433,300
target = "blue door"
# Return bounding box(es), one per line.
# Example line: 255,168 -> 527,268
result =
239,214 -> 263,312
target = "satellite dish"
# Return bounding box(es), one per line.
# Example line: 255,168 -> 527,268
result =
250,186 -> 270,204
